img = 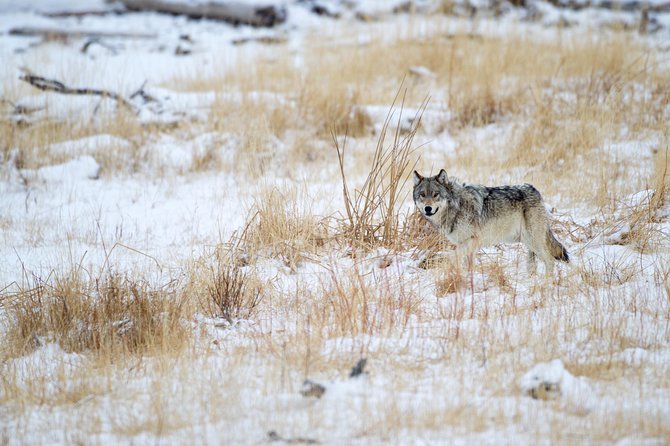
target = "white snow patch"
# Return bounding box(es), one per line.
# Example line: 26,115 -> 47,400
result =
46,134 -> 132,157
519,359 -> 596,414
7,342 -> 85,396
21,155 -> 101,183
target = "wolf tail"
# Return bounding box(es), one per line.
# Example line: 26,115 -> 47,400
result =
547,229 -> 569,262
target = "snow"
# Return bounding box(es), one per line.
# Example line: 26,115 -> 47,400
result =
0,0 -> 110,14
45,134 -> 132,157
1,0 -> 670,445
21,155 -> 102,183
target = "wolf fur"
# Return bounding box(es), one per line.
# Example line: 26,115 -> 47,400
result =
413,169 -> 569,275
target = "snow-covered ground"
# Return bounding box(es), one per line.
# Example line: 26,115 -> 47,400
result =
1,1 -> 669,444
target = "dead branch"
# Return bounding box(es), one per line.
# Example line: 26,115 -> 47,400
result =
43,10 -> 120,18
129,80 -> 158,104
19,73 -> 137,113
9,26 -> 157,40
119,0 -> 287,27
231,35 -> 287,45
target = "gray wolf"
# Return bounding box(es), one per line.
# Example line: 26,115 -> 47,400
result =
413,169 -> 569,275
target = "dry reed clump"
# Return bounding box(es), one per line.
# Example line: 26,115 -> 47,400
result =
205,96 -> 291,174
239,187 -> 330,270
201,253 -> 263,323
484,258 -> 513,293
334,96 -> 425,252
1,270 -> 190,360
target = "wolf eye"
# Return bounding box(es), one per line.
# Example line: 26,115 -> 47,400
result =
432,192 -> 439,198
419,192 -> 425,198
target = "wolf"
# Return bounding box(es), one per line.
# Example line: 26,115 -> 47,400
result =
413,169 -> 569,275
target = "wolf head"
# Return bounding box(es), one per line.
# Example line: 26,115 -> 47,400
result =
413,169 -> 458,222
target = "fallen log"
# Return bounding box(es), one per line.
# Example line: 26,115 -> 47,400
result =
43,9 -> 120,18
9,26 -> 157,40
119,0 -> 287,27
547,0 -> 670,12
19,73 -> 137,113
647,1 -> 670,12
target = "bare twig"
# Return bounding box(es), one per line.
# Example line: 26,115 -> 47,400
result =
129,80 -> 158,104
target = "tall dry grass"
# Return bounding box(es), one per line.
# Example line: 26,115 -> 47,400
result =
188,246 -> 264,323
0,112 -> 150,175
2,15 -> 670,445
236,186 -> 331,270
184,26 -> 670,212
1,269 -> 191,362
334,94 -> 425,251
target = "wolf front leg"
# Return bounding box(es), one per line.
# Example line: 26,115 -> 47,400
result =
455,236 -> 480,272
526,250 -> 538,275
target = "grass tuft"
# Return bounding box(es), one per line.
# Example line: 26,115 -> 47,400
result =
1,270 -> 190,361
335,93 -> 425,251
203,254 -> 262,323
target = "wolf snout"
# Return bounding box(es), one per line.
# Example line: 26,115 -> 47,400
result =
424,206 -> 438,216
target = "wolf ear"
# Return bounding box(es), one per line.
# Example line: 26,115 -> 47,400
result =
437,169 -> 448,185
413,171 -> 423,186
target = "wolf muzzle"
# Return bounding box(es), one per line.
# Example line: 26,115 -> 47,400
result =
424,205 -> 438,216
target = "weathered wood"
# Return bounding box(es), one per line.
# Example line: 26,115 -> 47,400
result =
9,26 -> 156,40
19,73 -> 137,113
43,10 -> 118,18
119,0 -> 287,27
547,0 -> 670,11
231,34 -> 287,45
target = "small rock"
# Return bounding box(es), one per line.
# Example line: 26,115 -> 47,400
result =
519,359 -> 565,400
268,430 -> 319,444
519,359 -> 595,414
349,358 -> 367,378
300,379 -> 326,398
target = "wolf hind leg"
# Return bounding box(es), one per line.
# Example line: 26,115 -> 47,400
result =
525,220 -> 555,277
520,225 -> 539,275
532,240 -> 555,277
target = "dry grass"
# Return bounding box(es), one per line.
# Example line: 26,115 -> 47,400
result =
335,94 -> 424,251
652,145 -> 670,209
2,14 -> 670,446
1,270 -> 191,361
239,186 -> 330,270
316,265 -> 423,340
196,250 -> 263,323
0,113 -> 150,175
435,262 -> 464,296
